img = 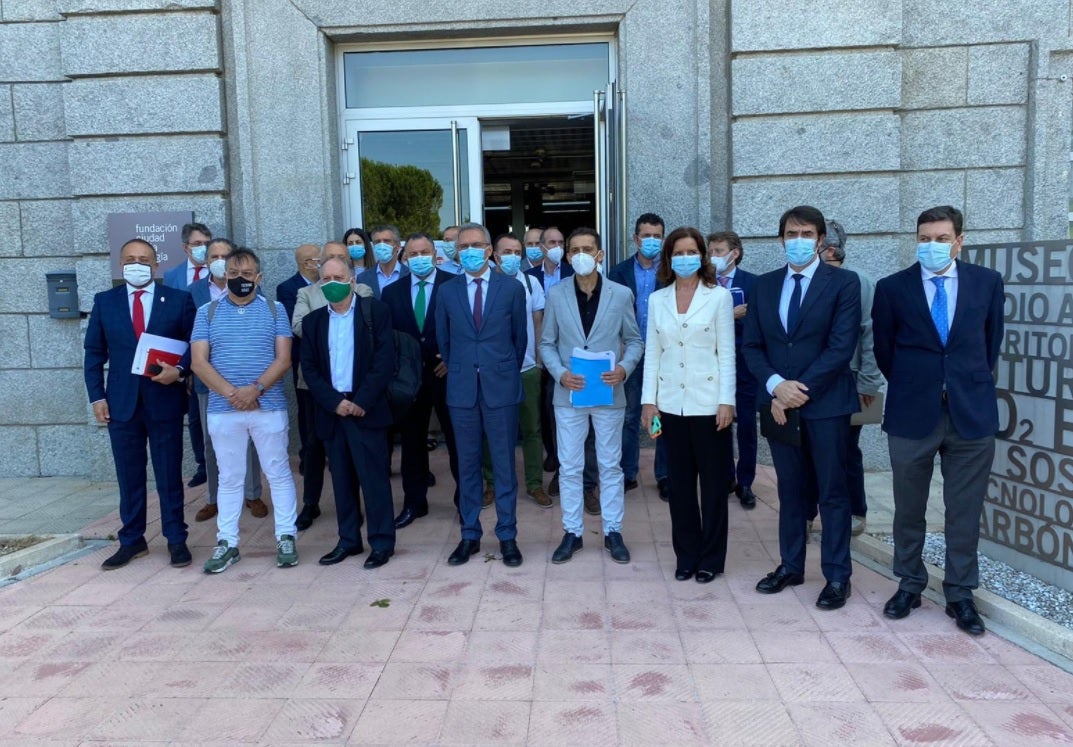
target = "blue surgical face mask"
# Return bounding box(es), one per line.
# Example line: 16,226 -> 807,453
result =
408,254 -> 435,278
916,242 -> 955,273
190,244 -> 207,264
348,243 -> 365,261
498,254 -> 522,276
442,241 -> 457,261
784,237 -> 817,267
459,247 -> 488,274
639,237 -> 662,259
525,247 -> 544,263
670,255 -> 702,278
373,242 -> 396,264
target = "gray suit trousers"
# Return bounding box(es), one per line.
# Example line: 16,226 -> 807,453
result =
888,404 -> 995,602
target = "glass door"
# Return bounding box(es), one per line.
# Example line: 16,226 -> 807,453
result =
342,118 -> 483,235
594,82 -> 628,266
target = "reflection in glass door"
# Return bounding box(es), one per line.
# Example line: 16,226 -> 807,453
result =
343,118 -> 482,235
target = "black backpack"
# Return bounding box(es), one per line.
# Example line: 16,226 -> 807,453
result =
360,297 -> 422,423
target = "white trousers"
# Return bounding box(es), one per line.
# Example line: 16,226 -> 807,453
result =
207,409 -> 298,546
554,405 -> 625,537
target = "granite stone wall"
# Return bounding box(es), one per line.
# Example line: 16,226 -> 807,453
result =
1,0 -> 1071,477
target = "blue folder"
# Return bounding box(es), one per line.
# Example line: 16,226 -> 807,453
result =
569,353 -> 614,407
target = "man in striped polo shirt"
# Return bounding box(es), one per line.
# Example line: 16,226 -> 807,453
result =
191,246 -> 300,572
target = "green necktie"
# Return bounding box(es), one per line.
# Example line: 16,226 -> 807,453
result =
415,280 -> 428,331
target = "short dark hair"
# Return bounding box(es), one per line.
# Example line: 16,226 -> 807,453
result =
706,231 -> 744,263
778,206 -> 826,238
657,227 -> 716,288
225,246 -> 260,272
916,205 -> 964,236
566,227 -> 601,252
405,231 -> 435,246
494,232 -> 520,250
181,222 -> 211,243
634,213 -> 665,236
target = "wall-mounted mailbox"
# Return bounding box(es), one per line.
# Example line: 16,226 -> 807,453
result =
46,271 -> 80,319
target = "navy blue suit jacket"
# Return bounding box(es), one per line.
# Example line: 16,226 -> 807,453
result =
381,269 -> 456,372
300,296 -> 395,438
83,284 -> 197,423
356,264 -> 410,300
872,260 -> 1003,440
742,260 -> 861,420
524,261 -> 573,290
435,269 -> 527,409
276,272 -> 309,371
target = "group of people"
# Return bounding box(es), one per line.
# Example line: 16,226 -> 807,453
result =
84,202 -> 1003,638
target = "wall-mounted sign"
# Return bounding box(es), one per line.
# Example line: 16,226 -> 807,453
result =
963,240 -> 1073,592
106,211 -> 194,283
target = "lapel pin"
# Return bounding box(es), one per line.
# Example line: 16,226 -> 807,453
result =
160,296 -> 166,303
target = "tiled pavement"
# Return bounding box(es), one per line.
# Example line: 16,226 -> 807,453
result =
1,451 -> 1072,745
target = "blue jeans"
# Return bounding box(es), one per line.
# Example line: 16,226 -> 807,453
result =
622,358 -> 667,482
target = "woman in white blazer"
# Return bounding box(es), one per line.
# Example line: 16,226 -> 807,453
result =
641,226 -> 736,583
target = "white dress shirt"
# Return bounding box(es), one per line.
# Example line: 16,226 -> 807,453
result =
209,280 -> 227,302
767,255 -> 822,396
410,270 -> 434,308
185,259 -> 206,287
126,281 -> 155,327
376,263 -> 402,290
466,266 -> 493,316
327,294 -> 357,393
921,262 -> 959,326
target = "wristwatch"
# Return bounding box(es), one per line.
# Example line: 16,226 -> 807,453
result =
253,380 -> 266,396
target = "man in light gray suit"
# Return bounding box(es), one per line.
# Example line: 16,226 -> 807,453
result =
540,227 -> 644,565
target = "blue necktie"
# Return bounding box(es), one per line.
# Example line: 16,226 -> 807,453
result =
931,277 -> 949,346
786,273 -> 803,332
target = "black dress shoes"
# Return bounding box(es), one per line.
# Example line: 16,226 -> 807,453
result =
363,549 -> 394,569
168,542 -> 192,568
551,532 -> 583,564
675,569 -> 694,581
604,532 -> 630,564
695,570 -> 718,584
448,539 -> 481,565
755,565 -> 805,594
186,468 -> 207,488
657,478 -> 671,502
319,545 -> 364,565
101,541 -> 148,570
394,506 -> 428,529
946,599 -> 986,636
816,581 -> 851,610
295,505 -> 321,531
737,486 -> 757,510
624,478 -> 639,492
883,589 -> 922,619
500,540 -> 523,567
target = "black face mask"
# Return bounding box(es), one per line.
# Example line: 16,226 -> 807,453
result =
227,277 -> 256,298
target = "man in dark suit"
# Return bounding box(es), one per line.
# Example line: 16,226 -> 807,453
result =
276,243 -> 326,530
742,205 -> 861,610
381,231 -> 461,529
609,213 -> 669,498
872,205 -> 1003,636
163,222 -> 211,488
301,257 -> 397,569
84,238 -> 197,570
355,224 -> 410,300
436,222 -> 528,567
708,231 -> 759,509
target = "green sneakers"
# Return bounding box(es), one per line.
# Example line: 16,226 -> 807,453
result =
277,534 -> 299,568
203,540 -> 240,574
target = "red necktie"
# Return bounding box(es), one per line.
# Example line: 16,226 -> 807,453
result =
193,265 -> 203,282
472,278 -> 483,329
132,290 -> 146,338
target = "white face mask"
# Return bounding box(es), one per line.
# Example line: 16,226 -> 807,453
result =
208,258 -> 227,279
123,263 -> 153,288
570,252 -> 597,277
711,254 -> 731,274
546,246 -> 564,265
